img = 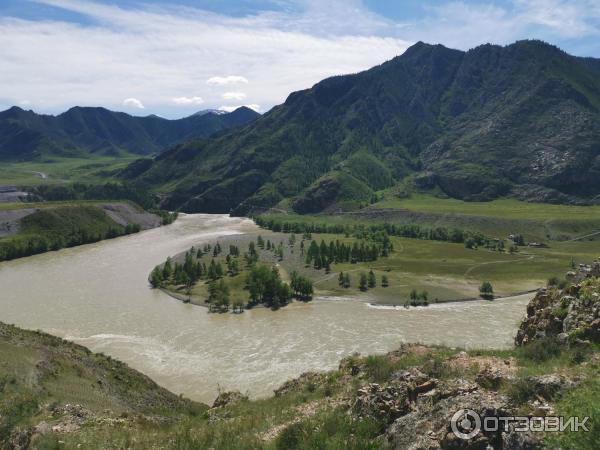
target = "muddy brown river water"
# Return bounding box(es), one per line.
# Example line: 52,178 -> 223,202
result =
0,214 -> 532,403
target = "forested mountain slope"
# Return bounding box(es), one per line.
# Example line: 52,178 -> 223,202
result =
126,40 -> 600,214
0,106 -> 259,161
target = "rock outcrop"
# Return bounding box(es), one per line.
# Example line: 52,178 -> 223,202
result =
212,390 -> 248,408
516,262 -> 600,346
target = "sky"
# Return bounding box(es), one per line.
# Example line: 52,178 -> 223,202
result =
0,0 -> 599,118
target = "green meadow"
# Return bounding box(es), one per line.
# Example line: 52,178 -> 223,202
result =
0,155 -> 137,186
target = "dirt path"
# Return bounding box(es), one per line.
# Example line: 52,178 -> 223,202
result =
567,230 -> 600,242
463,253 -> 535,277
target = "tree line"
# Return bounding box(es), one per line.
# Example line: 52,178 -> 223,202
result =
0,223 -> 140,262
304,239 -> 384,271
337,270 -> 389,290
254,216 -> 491,247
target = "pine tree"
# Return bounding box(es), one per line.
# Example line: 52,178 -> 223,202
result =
343,273 -> 351,288
479,281 -> 494,299
368,270 -> 376,288
381,275 -> 389,288
359,273 -> 368,291
150,266 -> 163,288
162,257 -> 173,281
215,262 -> 224,278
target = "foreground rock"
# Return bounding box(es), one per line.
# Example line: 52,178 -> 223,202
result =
516,260 -> 600,345
211,390 -> 248,408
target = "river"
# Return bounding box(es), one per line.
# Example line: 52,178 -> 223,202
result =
0,214 -> 531,404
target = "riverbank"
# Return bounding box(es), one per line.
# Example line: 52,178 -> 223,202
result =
0,213 -> 536,406
367,288 -> 540,309
0,201 -> 166,261
153,223 -> 570,309
2,274 -> 598,449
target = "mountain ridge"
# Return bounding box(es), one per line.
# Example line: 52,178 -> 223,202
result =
0,105 -> 260,161
124,39 -> 600,214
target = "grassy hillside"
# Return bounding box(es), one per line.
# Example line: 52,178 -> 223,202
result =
2,287 -> 598,450
0,203 -> 147,261
0,322 -> 204,448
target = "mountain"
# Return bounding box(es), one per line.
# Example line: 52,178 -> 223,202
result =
126,40 -> 600,213
0,105 -> 260,161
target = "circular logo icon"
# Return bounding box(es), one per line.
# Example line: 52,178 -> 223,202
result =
451,409 -> 482,440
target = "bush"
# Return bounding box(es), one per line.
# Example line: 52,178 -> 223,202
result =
518,337 -> 562,363
364,355 -> 397,382
552,307 -> 569,320
276,422 -> 305,450
548,276 -> 560,287
507,377 -> 536,404
479,281 -> 494,299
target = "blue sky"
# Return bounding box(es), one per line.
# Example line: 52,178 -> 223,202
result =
1,0 -> 599,118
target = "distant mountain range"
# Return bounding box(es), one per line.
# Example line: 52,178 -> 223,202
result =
0,106 -> 260,160
124,40 -> 600,213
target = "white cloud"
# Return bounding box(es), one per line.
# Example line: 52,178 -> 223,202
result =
206,76 -> 249,86
172,96 -> 204,105
219,104 -> 261,113
0,0 -> 597,118
0,0 -> 409,117
409,0 -> 600,50
222,92 -> 247,101
122,98 -> 145,109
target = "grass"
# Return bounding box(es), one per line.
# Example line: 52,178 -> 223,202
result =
266,192 -> 600,242
160,228 -> 600,307
0,322 -> 204,446
0,155 -> 138,186
302,233 -> 599,303
0,203 -> 143,261
0,200 -> 112,211
375,193 -> 600,221
545,375 -> 600,450
2,319 -> 598,450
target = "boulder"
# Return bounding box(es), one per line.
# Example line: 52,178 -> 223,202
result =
352,383 -> 412,423
212,390 -> 248,408
274,372 -> 324,397
475,365 -> 511,389
385,386 -> 539,450
526,374 -> 581,401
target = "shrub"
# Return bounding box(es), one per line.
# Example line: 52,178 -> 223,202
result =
276,422 -> 305,450
364,355 -> 397,382
518,337 -> 562,363
552,307 -> 568,320
507,377 -> 536,404
479,281 -> 494,299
